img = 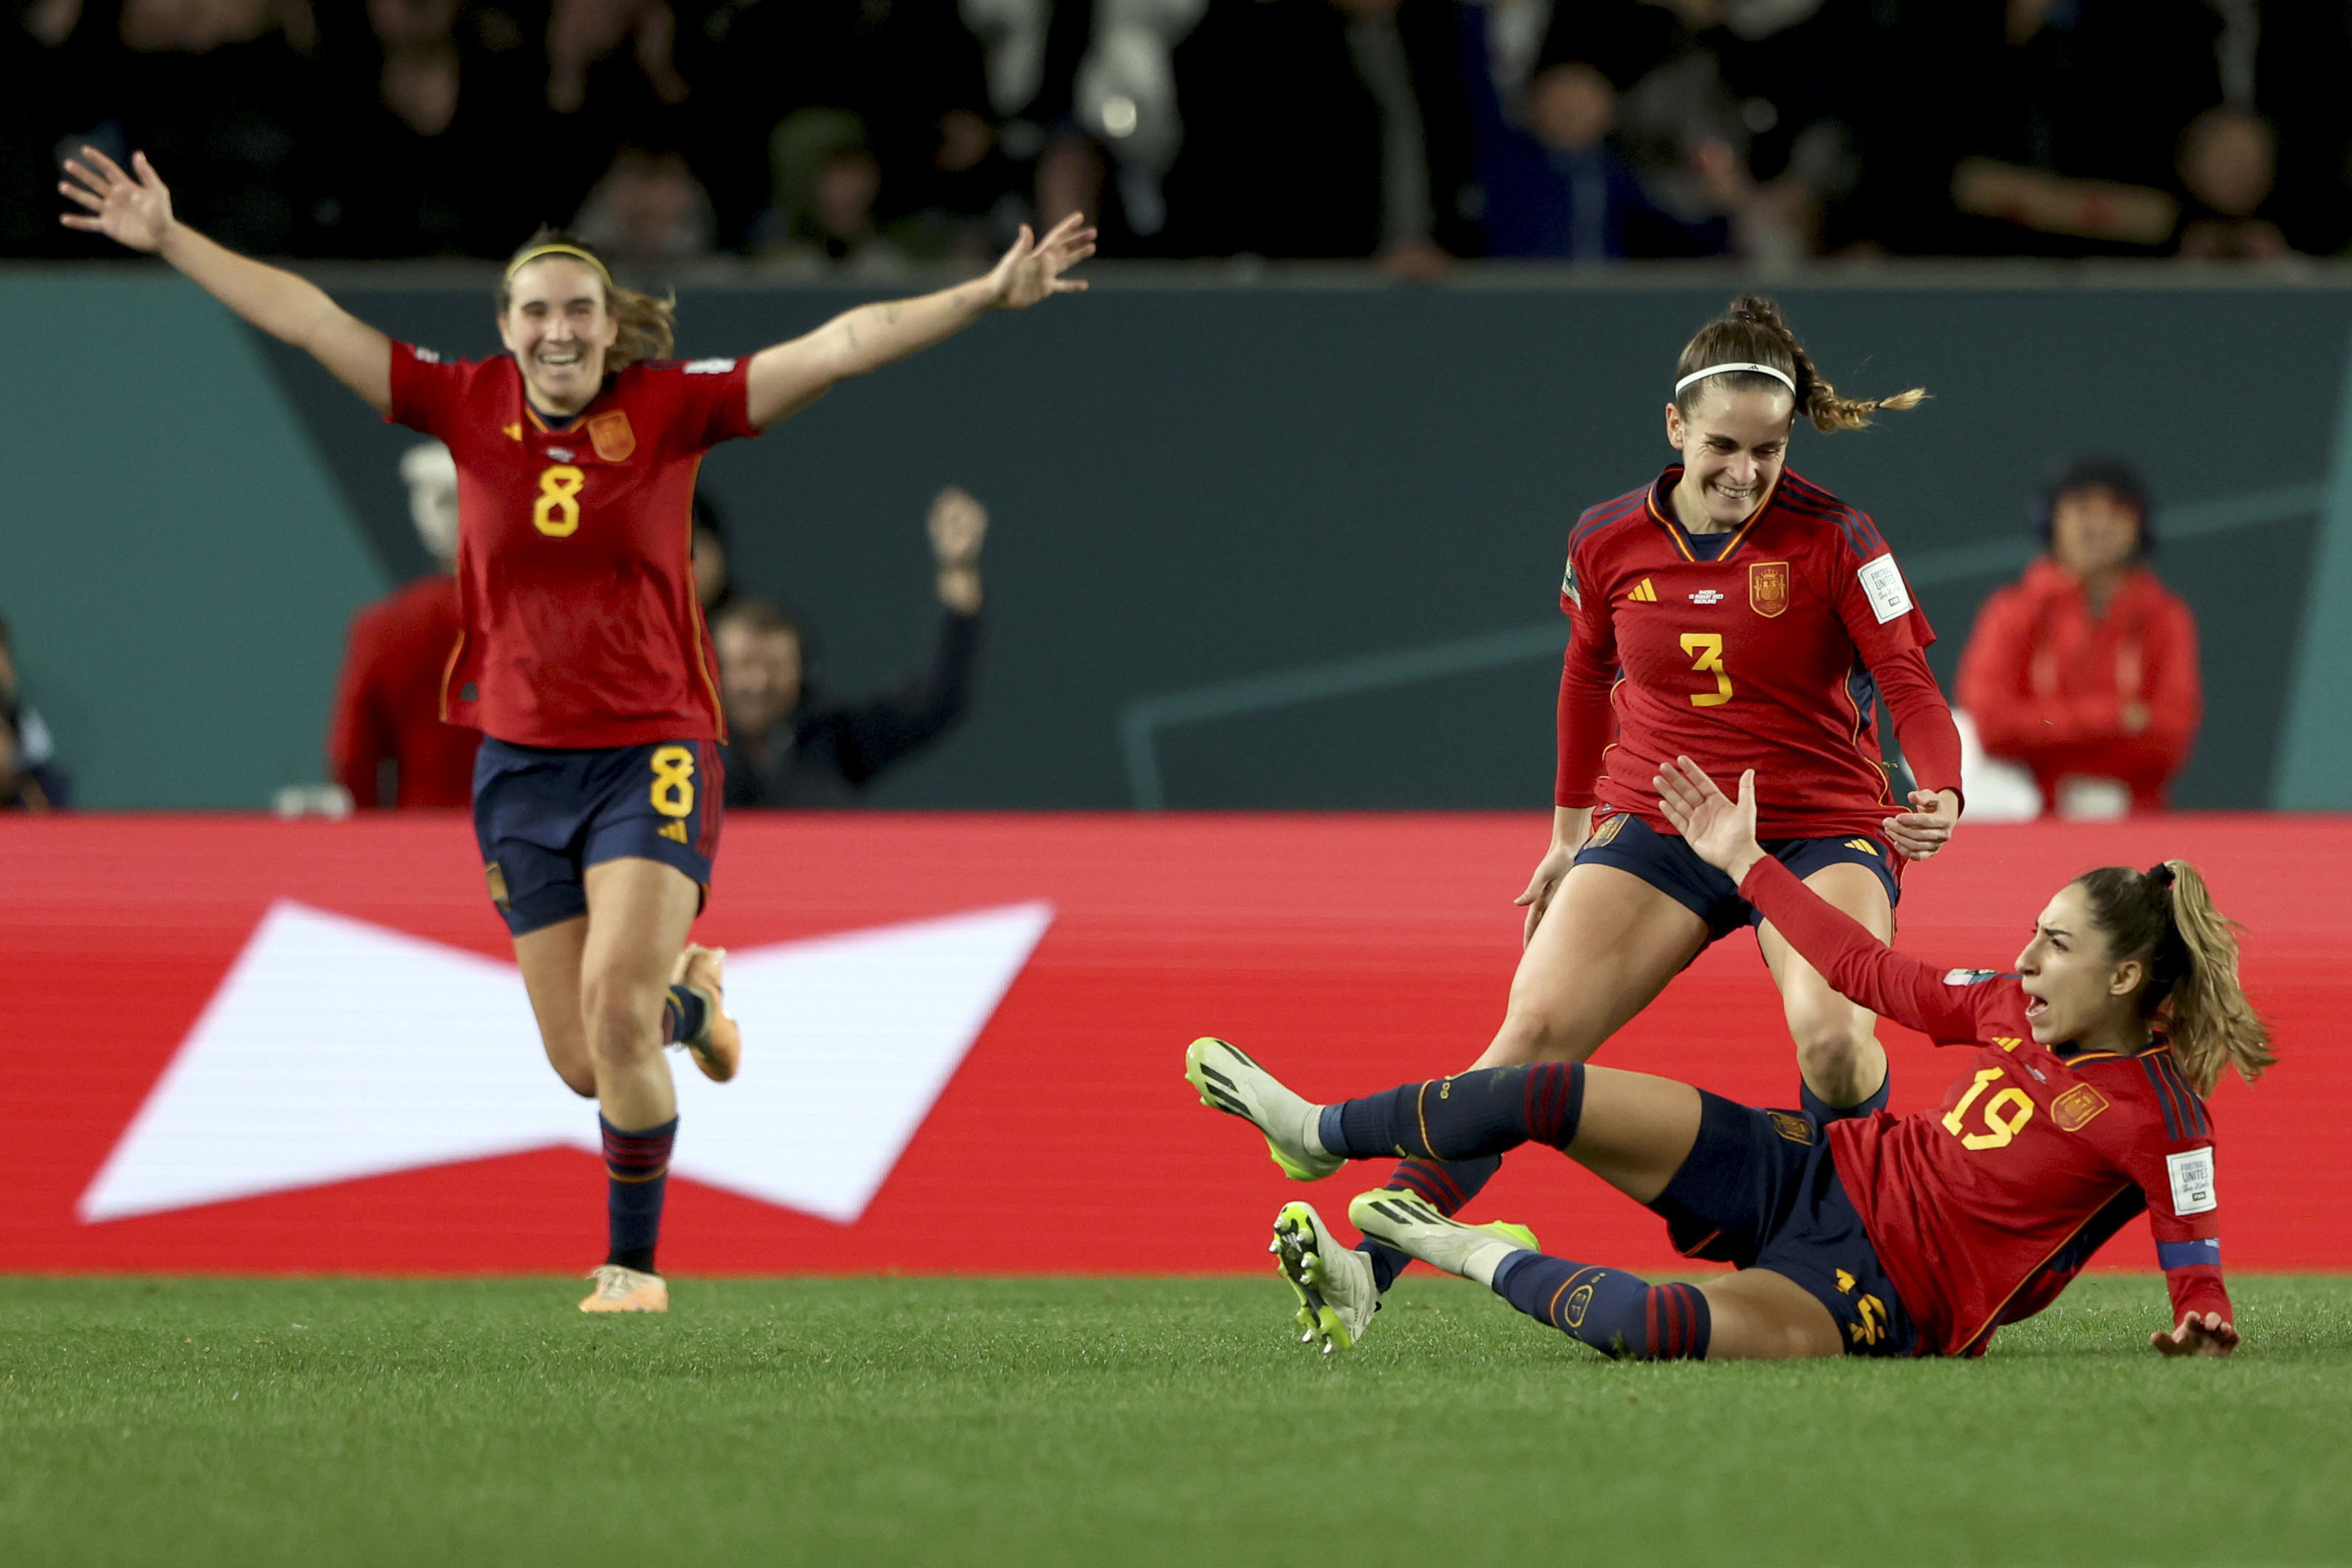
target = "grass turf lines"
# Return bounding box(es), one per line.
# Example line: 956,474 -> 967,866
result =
4,1275 -> 2348,1567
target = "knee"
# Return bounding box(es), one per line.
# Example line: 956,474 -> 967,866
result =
1484,1002 -> 1599,1068
580,972 -> 666,1068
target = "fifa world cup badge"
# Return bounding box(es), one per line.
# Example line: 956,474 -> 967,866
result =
1749,561 -> 1791,618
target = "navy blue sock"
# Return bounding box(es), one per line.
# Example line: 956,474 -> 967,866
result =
1800,1067 -> 1890,1124
1490,1252 -> 1711,1359
1322,1062 -> 1585,1161
601,1114 -> 677,1274
662,985 -> 708,1045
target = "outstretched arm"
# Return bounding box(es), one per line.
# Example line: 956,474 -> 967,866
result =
61,148 -> 391,414
1655,757 -> 1992,1043
743,215 -> 1095,431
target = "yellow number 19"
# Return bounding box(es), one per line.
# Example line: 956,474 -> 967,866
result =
1943,1066 -> 2036,1151
1680,632 -> 1734,708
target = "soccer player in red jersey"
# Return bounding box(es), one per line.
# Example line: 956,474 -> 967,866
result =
62,147 -> 1093,1312
1187,295 -> 1966,1350
1190,756 -> 2268,1360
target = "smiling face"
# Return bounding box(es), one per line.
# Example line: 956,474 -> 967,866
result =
1665,383 -> 1796,530
496,256 -> 618,415
2015,882 -> 2147,1047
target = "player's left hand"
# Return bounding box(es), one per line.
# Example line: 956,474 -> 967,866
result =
2150,1310 -> 2238,1358
1884,788 -> 1959,862
985,213 -> 1095,309
1655,756 -> 1764,881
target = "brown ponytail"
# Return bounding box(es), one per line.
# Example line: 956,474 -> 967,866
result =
496,227 -> 677,374
1674,295 -> 1927,434
2074,860 -> 2273,1095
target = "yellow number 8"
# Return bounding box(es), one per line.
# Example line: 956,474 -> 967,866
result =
533,465 -> 585,537
649,746 -> 695,818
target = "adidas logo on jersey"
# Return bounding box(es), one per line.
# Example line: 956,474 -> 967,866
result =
1844,838 -> 1880,857
1624,578 -> 1658,603
660,821 -> 688,843
1689,589 -> 1724,605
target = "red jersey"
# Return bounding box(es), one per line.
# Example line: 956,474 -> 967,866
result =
1743,857 -> 2232,1357
387,344 -> 758,749
1557,468 -> 1962,841
1956,557 -> 2201,812
326,574 -> 479,807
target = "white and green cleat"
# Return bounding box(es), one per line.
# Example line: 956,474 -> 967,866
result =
1185,1037 -> 1342,1182
1271,1201 -> 1380,1355
1347,1188 -> 1541,1287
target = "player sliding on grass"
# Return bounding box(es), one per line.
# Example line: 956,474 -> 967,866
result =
61,145 -> 1091,1313
1189,756 -> 2269,1359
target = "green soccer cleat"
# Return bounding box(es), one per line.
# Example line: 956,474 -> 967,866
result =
1185,1037 -> 1342,1182
1348,1188 -> 1541,1288
1271,1201 -> 1379,1355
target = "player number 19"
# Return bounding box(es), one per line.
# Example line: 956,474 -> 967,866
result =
1943,1066 -> 2035,1151
1679,632 -> 1734,708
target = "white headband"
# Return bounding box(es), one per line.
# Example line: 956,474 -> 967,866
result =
1675,361 -> 1796,396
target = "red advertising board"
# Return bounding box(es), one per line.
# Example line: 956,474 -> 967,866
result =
3,813 -> 2345,1275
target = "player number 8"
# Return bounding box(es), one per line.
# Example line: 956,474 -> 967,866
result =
649,746 -> 695,818
533,465 -> 586,538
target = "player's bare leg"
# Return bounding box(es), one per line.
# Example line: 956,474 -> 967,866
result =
513,916 -> 596,1098
1755,861 -> 1893,1109
1472,863 -> 1710,1069
669,943 -> 739,1082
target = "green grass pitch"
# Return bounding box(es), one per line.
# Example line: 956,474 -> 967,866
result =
4,1275 -> 2349,1567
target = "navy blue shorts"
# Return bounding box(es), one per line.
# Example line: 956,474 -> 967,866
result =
1647,1091 -> 1918,1358
1574,811 -> 1899,941
471,737 -> 724,937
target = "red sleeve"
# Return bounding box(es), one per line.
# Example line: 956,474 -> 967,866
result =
2119,1116 -> 2231,1330
1555,541 -> 1616,809
663,358 -> 759,451
1738,857 -> 2008,1043
2141,592 -> 2202,768
386,343 -> 463,439
327,608 -> 394,809
1825,527 -> 1961,798
1874,643 -> 1963,802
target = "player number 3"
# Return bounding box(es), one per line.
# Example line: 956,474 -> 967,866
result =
533,465 -> 586,538
1679,632 -> 1734,708
1943,1067 -> 2035,1151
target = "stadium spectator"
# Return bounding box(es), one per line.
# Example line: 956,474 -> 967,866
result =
1163,0 -> 1476,267
715,487 -> 987,808
0,611 -> 70,811
324,441 -> 479,809
1956,459 -> 2201,817
760,109 -> 907,273
691,491 -> 735,617
571,142 -> 717,278
2174,106 -> 2288,261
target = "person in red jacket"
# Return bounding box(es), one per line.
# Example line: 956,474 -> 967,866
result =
1189,756 -> 2270,1361
326,442 -> 478,809
1957,459 -> 2201,815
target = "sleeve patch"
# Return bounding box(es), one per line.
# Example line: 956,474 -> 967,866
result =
1943,968 -> 1998,986
2156,1236 -> 2221,1270
408,345 -> 441,363
2166,1148 -> 2218,1216
683,357 -> 738,374
1561,558 -> 1580,607
1856,553 -> 1914,624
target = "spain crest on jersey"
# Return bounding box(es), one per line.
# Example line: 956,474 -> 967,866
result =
587,410 -> 636,463
1749,560 -> 1791,618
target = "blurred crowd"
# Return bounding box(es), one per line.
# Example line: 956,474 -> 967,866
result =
7,0 -> 2350,273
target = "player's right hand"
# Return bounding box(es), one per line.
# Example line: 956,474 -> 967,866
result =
1655,756 -> 1763,882
2150,1311 -> 2238,1358
59,147 -> 175,253
1514,841 -> 1576,947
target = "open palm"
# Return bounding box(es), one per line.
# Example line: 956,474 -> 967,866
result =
1653,756 -> 1760,876
59,147 -> 174,253
986,213 -> 1096,309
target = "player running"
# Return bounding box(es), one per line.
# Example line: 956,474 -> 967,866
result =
1191,296 -> 1965,1350
1192,755 -> 2267,1360
61,146 -> 1091,1312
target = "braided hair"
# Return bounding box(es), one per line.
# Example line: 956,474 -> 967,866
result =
1673,295 -> 1926,433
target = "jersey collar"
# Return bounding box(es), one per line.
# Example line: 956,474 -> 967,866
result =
1647,465 -> 1777,564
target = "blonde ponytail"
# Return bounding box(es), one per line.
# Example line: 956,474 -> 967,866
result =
1674,295 -> 1927,433
2075,860 -> 2273,1096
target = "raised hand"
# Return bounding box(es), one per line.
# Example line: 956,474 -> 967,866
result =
1884,787 -> 1960,862
927,487 -> 987,569
1653,756 -> 1763,880
985,213 -> 1096,309
2150,1310 -> 2238,1358
59,147 -> 175,253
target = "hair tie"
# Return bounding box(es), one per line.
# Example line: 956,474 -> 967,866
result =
505,242 -> 613,290
2146,862 -> 2176,889
1675,362 -> 1797,397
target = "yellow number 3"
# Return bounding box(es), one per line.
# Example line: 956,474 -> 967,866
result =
649,746 -> 695,818
1680,632 -> 1734,708
533,465 -> 585,537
